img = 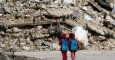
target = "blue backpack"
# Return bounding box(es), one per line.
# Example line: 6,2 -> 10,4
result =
61,39 -> 69,51
70,38 -> 78,51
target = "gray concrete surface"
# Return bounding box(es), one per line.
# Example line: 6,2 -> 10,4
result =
12,50 -> 115,60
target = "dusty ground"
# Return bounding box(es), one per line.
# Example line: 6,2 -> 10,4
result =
12,50 -> 115,60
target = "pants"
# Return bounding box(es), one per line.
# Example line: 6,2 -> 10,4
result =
61,51 -> 67,60
71,51 -> 76,60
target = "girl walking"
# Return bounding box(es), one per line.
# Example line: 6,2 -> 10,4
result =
59,33 -> 68,60
69,33 -> 79,60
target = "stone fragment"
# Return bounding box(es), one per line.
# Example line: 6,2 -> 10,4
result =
22,46 -> 30,51
84,14 -> 93,21
37,26 -> 42,30
63,0 -> 76,5
12,27 -> 22,33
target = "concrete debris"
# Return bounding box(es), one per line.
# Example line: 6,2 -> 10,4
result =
104,20 -> 115,28
12,27 -> 22,33
84,14 -> 93,21
22,46 -> 30,51
42,8 -> 74,18
87,22 -> 105,35
0,0 -> 114,51
63,0 -> 76,5
82,6 -> 88,11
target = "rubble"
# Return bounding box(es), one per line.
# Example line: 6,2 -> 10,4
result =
42,8 -> 74,18
63,0 -> 76,5
84,14 -> 93,21
0,0 -> 114,51
87,22 -> 105,35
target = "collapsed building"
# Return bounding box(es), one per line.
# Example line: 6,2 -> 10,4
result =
0,0 -> 114,52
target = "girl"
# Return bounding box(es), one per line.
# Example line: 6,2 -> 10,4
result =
69,33 -> 78,60
59,33 -> 68,60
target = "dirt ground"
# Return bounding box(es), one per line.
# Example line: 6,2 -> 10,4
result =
13,50 -> 115,60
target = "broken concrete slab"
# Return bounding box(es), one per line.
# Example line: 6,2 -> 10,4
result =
42,8 -> 74,17
88,0 -> 103,12
65,19 -> 78,27
86,22 -> 105,35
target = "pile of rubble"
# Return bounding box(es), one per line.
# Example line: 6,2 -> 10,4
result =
0,0 -> 114,51
0,26 -> 54,51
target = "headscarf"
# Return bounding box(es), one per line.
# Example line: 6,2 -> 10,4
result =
69,33 -> 75,38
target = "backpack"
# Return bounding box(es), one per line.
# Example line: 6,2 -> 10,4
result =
70,38 -> 78,51
61,39 -> 69,51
